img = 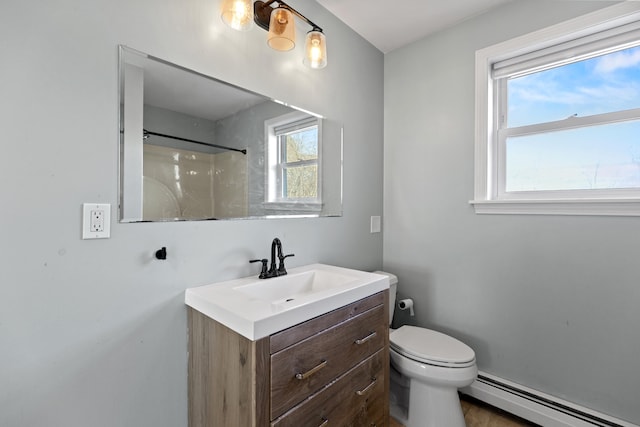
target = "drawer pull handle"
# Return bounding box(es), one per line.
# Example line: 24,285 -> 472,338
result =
318,417 -> 329,427
295,360 -> 327,380
355,377 -> 377,396
354,331 -> 377,345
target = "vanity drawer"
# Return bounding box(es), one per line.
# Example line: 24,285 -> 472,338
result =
270,292 -> 386,354
270,304 -> 386,419
271,349 -> 386,427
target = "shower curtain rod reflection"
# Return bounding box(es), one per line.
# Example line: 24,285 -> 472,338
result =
143,129 -> 247,155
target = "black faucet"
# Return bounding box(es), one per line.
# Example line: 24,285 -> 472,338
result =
250,238 -> 295,279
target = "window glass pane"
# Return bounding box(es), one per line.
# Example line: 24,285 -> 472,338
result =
507,45 -> 640,128
506,121 -> 640,192
285,165 -> 318,198
283,127 -> 318,163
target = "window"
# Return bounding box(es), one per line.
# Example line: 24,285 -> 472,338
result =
265,112 -> 322,210
472,3 -> 640,215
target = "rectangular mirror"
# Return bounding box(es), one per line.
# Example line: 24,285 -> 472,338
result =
118,46 -> 342,222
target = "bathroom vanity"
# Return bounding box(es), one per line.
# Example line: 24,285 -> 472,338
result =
185,264 -> 390,426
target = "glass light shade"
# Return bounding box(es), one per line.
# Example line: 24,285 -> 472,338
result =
221,0 -> 253,31
304,30 -> 327,69
267,7 -> 295,51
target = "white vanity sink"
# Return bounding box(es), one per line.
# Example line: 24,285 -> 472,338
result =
185,263 -> 389,340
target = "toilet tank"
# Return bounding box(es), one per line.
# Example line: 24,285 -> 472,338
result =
373,271 -> 398,325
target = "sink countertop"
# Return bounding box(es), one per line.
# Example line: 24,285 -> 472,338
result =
184,263 -> 390,340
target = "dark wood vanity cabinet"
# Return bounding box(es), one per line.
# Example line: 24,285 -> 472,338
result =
188,290 -> 390,427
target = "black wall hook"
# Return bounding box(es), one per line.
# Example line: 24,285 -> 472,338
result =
155,247 -> 167,260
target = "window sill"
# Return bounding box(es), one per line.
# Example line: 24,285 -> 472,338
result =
263,201 -> 323,212
469,198 -> 640,216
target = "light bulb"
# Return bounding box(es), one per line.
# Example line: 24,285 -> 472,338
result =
304,30 -> 327,69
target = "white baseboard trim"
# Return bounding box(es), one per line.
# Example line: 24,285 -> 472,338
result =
461,372 -> 638,427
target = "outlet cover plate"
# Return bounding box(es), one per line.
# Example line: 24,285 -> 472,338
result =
82,203 -> 111,239
370,215 -> 381,233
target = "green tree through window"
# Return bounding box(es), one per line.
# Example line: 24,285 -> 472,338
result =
282,127 -> 318,199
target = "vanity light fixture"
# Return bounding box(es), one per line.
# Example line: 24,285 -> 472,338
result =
266,6 -> 296,51
220,0 -> 254,31
220,0 -> 328,69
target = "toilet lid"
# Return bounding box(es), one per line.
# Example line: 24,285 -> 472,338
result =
390,325 -> 476,367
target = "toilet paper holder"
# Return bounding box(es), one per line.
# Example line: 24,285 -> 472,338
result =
398,298 -> 414,316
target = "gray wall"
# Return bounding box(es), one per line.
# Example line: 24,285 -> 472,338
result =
383,1 -> 639,424
0,0 -> 383,426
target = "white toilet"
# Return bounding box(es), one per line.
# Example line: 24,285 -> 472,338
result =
376,272 -> 478,427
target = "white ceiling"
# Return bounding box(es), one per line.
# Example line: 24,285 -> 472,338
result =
140,54 -> 265,122
316,0 -> 514,53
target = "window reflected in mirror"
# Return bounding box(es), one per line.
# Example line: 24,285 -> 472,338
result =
265,112 -> 322,212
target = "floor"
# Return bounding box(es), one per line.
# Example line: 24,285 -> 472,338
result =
389,395 -> 538,427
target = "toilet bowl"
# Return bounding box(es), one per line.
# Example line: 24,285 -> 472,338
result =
374,271 -> 477,427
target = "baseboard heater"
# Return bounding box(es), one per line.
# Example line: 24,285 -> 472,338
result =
462,372 -> 638,427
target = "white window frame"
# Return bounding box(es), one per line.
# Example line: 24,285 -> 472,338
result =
264,111 -> 323,211
471,3 -> 640,216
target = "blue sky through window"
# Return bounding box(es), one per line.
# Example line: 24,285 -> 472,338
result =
508,45 -> 640,127
505,45 -> 640,192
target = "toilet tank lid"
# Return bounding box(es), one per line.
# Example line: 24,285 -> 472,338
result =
373,271 -> 398,285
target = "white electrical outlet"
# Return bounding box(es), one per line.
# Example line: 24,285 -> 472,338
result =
83,203 -> 111,239
90,209 -> 104,232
